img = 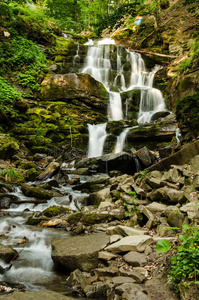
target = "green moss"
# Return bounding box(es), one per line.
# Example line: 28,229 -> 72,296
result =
43,205 -> 72,218
67,212 -> 82,224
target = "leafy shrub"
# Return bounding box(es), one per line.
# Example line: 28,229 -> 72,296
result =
178,40 -> 199,73
156,223 -> 199,291
0,168 -> 19,182
0,77 -> 22,118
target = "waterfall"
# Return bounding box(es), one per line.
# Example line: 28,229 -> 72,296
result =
80,38 -> 167,157
114,127 -> 132,154
87,123 -> 107,158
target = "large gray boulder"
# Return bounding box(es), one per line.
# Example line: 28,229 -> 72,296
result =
51,232 -> 109,272
105,235 -> 153,253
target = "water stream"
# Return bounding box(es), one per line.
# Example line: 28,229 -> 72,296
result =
0,171 -> 89,296
80,38 -> 167,158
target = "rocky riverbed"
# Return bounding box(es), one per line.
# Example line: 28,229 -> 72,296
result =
1,138 -> 199,299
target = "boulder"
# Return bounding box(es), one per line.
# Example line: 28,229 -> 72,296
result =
83,282 -> 113,298
136,146 -> 157,167
123,251 -> 147,267
119,266 -> 147,283
37,162 -> 60,180
66,269 -> 88,289
148,187 -> 186,204
51,232 -> 109,272
21,183 -> 62,199
146,202 -> 167,212
40,73 -> 108,113
81,205 -> 125,225
0,290 -> 75,300
106,225 -> 148,237
164,206 -> 184,228
113,282 -> 150,300
75,152 -> 137,175
0,244 -> 18,263
105,235 -> 153,253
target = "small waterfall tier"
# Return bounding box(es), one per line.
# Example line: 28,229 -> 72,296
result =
80,38 -> 167,157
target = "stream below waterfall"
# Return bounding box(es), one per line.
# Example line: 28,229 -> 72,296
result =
81,38 -> 167,158
0,166 -> 95,299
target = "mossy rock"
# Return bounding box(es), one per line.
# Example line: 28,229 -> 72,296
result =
0,134 -> 19,160
0,244 -> 18,263
66,212 -> 83,224
25,168 -> 41,182
21,183 -> 62,199
43,205 -> 72,218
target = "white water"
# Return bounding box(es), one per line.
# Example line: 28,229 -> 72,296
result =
87,123 -> 107,158
80,38 -> 167,157
0,171 -> 89,290
114,127 -> 132,154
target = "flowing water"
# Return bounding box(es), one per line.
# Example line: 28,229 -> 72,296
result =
0,170 -> 90,296
80,38 -> 167,158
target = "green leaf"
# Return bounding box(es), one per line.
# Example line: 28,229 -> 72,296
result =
164,226 -> 180,230
156,240 -> 171,253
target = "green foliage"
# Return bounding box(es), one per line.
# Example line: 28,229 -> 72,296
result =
0,168 -> 19,182
0,77 -> 22,118
168,224 -> 199,290
95,1 -> 141,35
156,239 -> 171,253
138,170 -> 149,179
124,191 -> 138,218
178,40 -> 199,73
156,224 -> 199,291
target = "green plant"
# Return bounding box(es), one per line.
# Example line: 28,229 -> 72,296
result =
0,77 -> 22,118
124,191 -> 139,218
178,40 -> 199,73
156,224 -> 199,291
138,170 -> 149,179
0,168 -> 19,182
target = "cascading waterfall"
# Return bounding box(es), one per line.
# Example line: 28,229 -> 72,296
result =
114,127 -> 132,154
87,123 -> 107,158
80,38 -> 167,157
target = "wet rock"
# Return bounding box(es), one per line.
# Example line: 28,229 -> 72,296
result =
105,235 -> 153,253
123,251 -> 147,267
83,282 -> 113,298
37,162 -> 60,180
84,187 -> 112,206
0,244 -> 18,263
75,152 -> 137,175
66,269 -> 88,290
80,205 -> 125,225
0,290 -> 75,299
51,232 -> 109,272
21,183 -> 62,199
0,134 -> 19,160
0,196 -> 11,209
136,146 -> 157,167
